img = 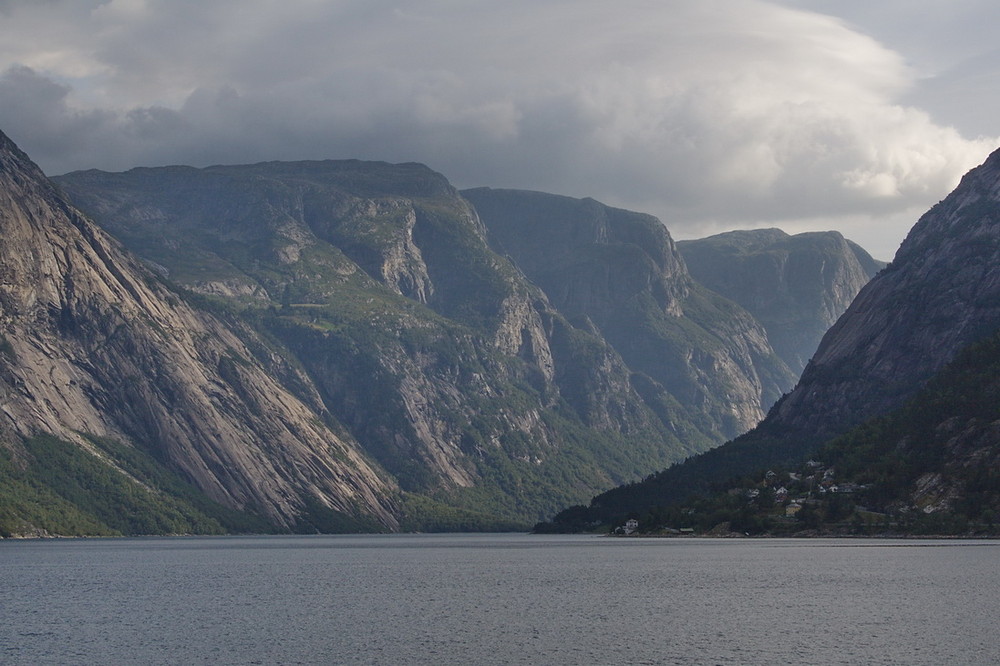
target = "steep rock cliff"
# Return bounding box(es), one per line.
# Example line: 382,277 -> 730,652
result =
555,146 -> 1000,522
0,131 -> 399,531
678,229 -> 884,374
769,147 -> 1000,442
462,188 -> 795,440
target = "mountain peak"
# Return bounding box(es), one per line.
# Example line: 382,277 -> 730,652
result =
0,129 -> 60,208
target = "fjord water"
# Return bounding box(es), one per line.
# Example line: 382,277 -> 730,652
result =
2,534 -> 998,665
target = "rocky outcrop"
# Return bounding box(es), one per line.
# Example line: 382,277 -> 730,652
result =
0,131 -> 400,530
307,192 -> 435,303
678,229 -> 884,375
463,188 -> 795,439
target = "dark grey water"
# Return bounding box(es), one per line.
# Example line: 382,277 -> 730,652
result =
1,534 -> 998,665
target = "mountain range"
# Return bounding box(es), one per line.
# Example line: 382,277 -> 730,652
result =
547,146 -> 1000,534
1,128 -> 881,535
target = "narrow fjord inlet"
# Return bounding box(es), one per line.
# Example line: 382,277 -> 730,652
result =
2,2 -> 1000,664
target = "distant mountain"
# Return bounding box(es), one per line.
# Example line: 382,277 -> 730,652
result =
53,160 -> 728,530
677,229 -> 884,375
0,131 -> 399,536
542,146 -> 1000,530
463,188 -> 795,439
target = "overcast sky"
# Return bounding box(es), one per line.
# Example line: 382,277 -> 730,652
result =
1,0 -> 997,260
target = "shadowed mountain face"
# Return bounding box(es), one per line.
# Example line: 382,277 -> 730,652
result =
54,159 -> 734,528
463,188 -> 796,440
0,131 -> 400,534
770,147 -> 1000,442
677,229 -> 884,375
558,146 -> 1000,523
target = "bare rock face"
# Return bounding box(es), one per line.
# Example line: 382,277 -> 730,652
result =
307,194 -> 435,303
462,188 -> 796,439
769,147 -> 1000,443
0,131 -> 399,530
678,229 -> 884,375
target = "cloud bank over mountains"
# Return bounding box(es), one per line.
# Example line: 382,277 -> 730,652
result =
0,0 -> 997,258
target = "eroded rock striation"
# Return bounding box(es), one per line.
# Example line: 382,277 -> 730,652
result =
0,131 -> 400,531
770,148 -> 1000,442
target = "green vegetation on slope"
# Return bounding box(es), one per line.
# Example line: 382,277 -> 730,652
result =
540,328 -> 1000,536
0,435 -> 274,537
397,493 -> 528,532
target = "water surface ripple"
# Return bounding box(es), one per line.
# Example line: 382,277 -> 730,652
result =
2,534 -> 997,665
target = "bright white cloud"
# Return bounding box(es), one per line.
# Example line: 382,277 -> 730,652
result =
0,0 -> 996,260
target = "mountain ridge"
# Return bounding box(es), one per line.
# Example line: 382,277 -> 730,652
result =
770,147 -> 1000,442
463,187 -> 796,439
0,127 -> 894,535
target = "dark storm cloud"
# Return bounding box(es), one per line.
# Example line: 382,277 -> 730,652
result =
0,66 -> 116,166
0,0 -> 996,258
